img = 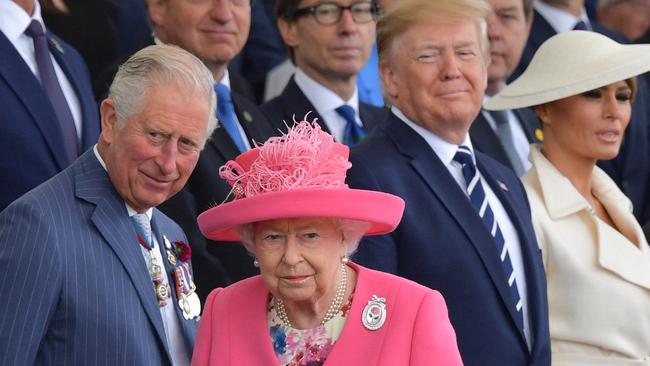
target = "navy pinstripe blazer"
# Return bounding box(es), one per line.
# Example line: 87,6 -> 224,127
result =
0,150 -> 198,365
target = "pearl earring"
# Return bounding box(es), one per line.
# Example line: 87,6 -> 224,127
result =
253,258 -> 259,267
340,256 -> 349,264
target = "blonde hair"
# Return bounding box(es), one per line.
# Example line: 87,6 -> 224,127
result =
377,0 -> 491,68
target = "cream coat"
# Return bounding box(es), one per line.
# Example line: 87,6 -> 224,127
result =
523,145 -> 650,365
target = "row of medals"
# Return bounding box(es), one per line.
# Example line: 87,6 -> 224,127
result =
147,235 -> 201,320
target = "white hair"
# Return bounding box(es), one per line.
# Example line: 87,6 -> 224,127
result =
108,44 -> 218,148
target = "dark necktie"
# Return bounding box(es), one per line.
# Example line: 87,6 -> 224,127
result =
25,20 -> 78,162
489,110 -> 526,176
453,146 -> 524,326
335,104 -> 367,147
573,20 -> 589,30
214,83 -> 247,153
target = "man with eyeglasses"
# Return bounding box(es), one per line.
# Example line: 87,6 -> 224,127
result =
346,0 -> 551,364
261,0 -> 386,147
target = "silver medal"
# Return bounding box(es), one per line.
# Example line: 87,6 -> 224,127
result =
362,295 -> 387,330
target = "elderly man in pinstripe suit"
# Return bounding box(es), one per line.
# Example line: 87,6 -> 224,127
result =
0,44 -> 216,366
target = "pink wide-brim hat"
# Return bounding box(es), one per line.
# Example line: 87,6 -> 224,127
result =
197,119 -> 405,241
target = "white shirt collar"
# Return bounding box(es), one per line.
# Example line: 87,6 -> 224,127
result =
294,68 -> 360,117
534,1 -> 590,33
93,145 -> 153,217
391,106 -> 475,166
0,0 -> 45,42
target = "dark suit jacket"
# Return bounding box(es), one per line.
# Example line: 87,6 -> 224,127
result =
260,77 -> 387,135
0,151 -> 198,365
511,12 -> 650,223
0,29 -> 99,211
158,92 -> 279,300
470,107 -> 542,170
347,112 -> 551,366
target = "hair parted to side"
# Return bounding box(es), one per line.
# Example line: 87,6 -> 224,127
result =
377,0 -> 491,68
108,44 -> 218,147
236,218 -> 370,256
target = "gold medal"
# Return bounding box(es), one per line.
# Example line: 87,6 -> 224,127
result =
155,283 -> 170,305
166,250 -> 177,265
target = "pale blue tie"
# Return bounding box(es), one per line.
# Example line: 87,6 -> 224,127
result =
214,83 -> 247,153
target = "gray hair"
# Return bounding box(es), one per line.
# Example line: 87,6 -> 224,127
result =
108,44 -> 218,148
236,218 -> 371,257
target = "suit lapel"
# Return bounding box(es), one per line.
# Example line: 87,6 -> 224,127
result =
513,108 -> 542,144
384,114 -> 526,339
470,111 -> 512,168
74,152 -> 172,362
151,210 -> 199,350
0,31 -> 70,169
281,78 -> 330,133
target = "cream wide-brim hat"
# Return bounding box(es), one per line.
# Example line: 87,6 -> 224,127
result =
485,31 -> 650,111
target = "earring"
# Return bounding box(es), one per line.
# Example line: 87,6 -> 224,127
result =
340,256 -> 349,264
253,258 -> 259,267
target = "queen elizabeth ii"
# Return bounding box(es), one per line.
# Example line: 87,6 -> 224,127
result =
191,120 -> 463,365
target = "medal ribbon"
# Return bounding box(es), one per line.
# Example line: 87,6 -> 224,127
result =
132,223 -> 154,250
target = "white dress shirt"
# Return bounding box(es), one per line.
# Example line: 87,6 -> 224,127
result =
393,107 -> 532,346
294,68 -> 364,143
534,1 -> 591,33
93,145 -> 191,366
0,0 -> 83,142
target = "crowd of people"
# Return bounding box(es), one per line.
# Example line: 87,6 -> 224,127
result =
1,0 -> 650,365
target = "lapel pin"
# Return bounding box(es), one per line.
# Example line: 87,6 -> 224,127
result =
243,110 -> 253,123
50,38 -> 65,54
362,295 -> 387,330
497,180 -> 509,192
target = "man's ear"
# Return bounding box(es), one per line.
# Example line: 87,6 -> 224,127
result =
380,62 -> 399,100
99,99 -> 118,145
146,0 -> 166,28
278,18 -> 299,49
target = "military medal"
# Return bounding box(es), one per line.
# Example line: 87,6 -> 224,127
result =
162,235 -> 178,265
174,263 -> 201,319
362,295 -> 387,330
134,228 -> 170,307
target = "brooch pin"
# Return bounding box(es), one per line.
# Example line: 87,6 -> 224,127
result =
497,180 -> 509,192
362,295 -> 387,330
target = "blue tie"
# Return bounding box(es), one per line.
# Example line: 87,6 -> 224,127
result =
453,146 -> 524,326
573,20 -> 589,30
214,83 -> 247,153
335,104 -> 367,147
25,20 -> 78,163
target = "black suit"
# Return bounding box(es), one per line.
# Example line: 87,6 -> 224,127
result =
511,11 -> 650,223
260,77 -> 387,135
470,108 -> 541,171
159,91 -> 279,301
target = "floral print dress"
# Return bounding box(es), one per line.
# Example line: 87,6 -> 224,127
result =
267,294 -> 354,366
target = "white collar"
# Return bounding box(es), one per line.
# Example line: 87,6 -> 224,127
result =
534,1 -> 590,33
294,68 -> 359,116
0,0 -> 45,42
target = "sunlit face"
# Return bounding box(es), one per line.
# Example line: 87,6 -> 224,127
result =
149,0 -> 251,71
252,217 -> 347,306
536,80 -> 632,162
382,21 -> 488,144
279,0 -> 376,86
486,0 -> 532,91
99,84 -> 210,212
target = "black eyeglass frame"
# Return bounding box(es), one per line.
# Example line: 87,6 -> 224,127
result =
292,2 -> 381,25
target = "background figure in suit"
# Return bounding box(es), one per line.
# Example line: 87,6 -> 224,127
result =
511,0 -> 650,223
347,0 -> 551,364
261,0 -> 386,146
0,0 -> 99,211
470,0 -> 541,176
596,0 -> 650,41
147,0 -> 279,295
487,30 -> 650,365
0,45 -> 216,366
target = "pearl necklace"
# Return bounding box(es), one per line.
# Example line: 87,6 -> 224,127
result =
275,265 -> 348,328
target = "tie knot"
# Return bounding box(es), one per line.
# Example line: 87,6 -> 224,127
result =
25,20 -> 45,38
573,20 -> 589,31
214,83 -> 231,104
131,213 -> 153,247
335,104 -> 356,122
453,145 -> 475,167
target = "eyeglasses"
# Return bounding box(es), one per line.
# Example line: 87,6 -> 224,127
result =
293,2 -> 380,25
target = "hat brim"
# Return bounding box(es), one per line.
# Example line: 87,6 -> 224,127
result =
197,188 -> 405,241
485,31 -> 650,110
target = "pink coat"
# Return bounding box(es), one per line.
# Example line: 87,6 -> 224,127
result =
192,262 -> 463,365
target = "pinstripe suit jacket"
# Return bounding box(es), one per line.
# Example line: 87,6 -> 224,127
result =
0,150 -> 198,366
